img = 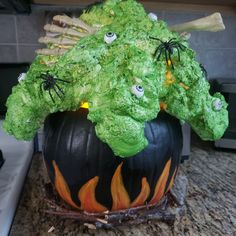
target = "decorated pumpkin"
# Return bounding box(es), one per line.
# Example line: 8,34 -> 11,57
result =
3,0 -> 228,214
43,109 -> 182,212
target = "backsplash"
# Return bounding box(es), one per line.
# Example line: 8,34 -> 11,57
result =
0,3 -> 235,79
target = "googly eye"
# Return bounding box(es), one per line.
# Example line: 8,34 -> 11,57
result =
212,98 -> 223,111
131,85 -> 144,98
148,12 -> 158,21
17,73 -> 26,82
104,32 -> 117,44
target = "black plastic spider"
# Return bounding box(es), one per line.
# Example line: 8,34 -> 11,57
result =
39,72 -> 70,103
150,37 -> 186,69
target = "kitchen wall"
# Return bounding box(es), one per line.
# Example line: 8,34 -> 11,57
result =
0,3 -> 235,79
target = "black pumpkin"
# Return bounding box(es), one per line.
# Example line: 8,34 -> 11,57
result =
43,108 -> 183,212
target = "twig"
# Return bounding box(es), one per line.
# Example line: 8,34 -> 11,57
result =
42,175 -> 188,228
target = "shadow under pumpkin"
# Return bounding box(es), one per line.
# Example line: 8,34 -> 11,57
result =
43,109 -> 182,213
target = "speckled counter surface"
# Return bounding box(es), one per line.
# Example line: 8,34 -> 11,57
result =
10,136 -> 236,236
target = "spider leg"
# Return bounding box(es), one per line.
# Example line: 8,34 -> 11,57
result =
178,43 -> 186,51
171,42 -> 186,52
168,38 -> 177,44
164,49 -> 169,66
40,82 -> 44,95
169,41 -> 183,47
40,74 -> 48,80
52,86 -> 63,101
156,47 -> 164,61
169,42 -> 179,50
55,83 -> 65,96
38,75 -> 46,81
48,89 -> 55,103
154,45 -> 164,58
54,78 -> 70,83
168,42 -> 175,46
150,37 -> 164,44
176,47 -> 181,61
168,42 -> 185,62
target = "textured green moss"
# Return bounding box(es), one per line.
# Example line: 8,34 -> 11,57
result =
3,0 -> 228,157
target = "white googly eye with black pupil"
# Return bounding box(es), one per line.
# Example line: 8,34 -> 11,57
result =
148,12 -> 158,21
131,85 -> 144,98
212,98 -> 223,111
104,32 -> 117,44
106,32 -> 114,37
17,73 -> 26,82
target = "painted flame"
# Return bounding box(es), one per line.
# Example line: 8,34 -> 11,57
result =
149,159 -> 171,204
166,167 -> 177,193
53,158 -> 176,212
78,176 -> 108,213
131,177 -> 150,208
111,163 -> 130,211
53,161 -> 107,212
52,160 -> 80,209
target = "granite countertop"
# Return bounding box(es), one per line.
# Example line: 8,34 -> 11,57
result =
0,120 -> 34,236
10,136 -> 236,236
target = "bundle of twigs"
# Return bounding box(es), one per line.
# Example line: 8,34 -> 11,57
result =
43,175 -> 188,229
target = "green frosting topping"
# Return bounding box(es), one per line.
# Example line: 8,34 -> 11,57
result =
3,0 -> 228,157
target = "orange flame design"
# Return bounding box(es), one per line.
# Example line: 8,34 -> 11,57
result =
78,176 -> 108,213
53,158 -> 176,212
111,163 -> 130,211
131,177 -> 150,208
149,159 -> 171,204
52,161 -> 79,209
166,167 -> 177,193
